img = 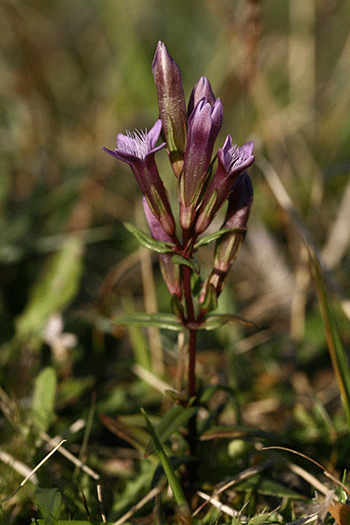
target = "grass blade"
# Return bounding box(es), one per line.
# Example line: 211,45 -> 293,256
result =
141,408 -> 191,522
309,248 -> 350,432
145,404 -> 198,457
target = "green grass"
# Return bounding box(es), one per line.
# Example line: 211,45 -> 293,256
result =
1,0 -> 350,523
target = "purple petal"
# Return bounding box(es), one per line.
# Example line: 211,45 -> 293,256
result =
103,120 -> 174,235
142,196 -> 173,244
188,76 -> 216,117
115,120 -> 165,161
194,139 -> 254,235
182,98 -> 223,206
224,172 -> 253,229
218,136 -> 255,176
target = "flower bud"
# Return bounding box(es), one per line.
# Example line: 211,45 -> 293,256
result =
179,97 -> 223,231
208,172 -> 253,295
187,76 -> 216,117
152,41 -> 187,177
142,197 -> 182,299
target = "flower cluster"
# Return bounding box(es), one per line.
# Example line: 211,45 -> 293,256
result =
104,42 -> 254,314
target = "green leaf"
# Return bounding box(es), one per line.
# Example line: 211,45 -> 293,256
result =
121,296 -> 151,370
151,455 -> 195,489
15,236 -> 83,339
110,312 -> 183,331
200,314 -> 256,331
31,367 -> 57,433
141,408 -> 191,520
194,227 -> 246,249
309,248 -> 350,432
110,459 -> 156,518
123,222 -> 175,253
35,487 -> 61,524
145,404 -> 198,457
171,254 -> 200,274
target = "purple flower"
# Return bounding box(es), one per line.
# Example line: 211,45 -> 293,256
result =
201,172 -> 253,299
152,41 -> 187,177
195,136 -> 254,235
143,197 -> 181,299
179,96 -> 223,231
187,76 -> 216,117
103,120 -> 176,237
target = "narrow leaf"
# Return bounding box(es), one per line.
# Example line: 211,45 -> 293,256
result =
151,456 -> 195,490
200,314 -> 256,331
309,248 -> 350,431
145,404 -> 198,457
31,367 -> 57,434
111,312 -> 183,331
194,227 -> 246,249
141,408 -> 190,520
123,222 -> 175,253
109,460 -> 156,518
171,253 -> 200,274
122,297 -> 151,370
15,236 -> 83,339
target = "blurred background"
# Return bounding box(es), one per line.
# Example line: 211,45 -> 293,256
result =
1,0 -> 350,520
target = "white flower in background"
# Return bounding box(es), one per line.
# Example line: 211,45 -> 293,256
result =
42,313 -> 77,363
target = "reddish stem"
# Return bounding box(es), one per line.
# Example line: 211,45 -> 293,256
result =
188,329 -> 197,399
182,263 -> 198,462
182,264 -> 197,399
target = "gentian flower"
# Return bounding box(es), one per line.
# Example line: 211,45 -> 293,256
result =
195,136 -> 254,235
103,119 -> 176,237
187,76 -> 216,117
142,197 -> 182,299
152,41 -> 187,177
201,172 -> 253,300
179,96 -> 223,231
